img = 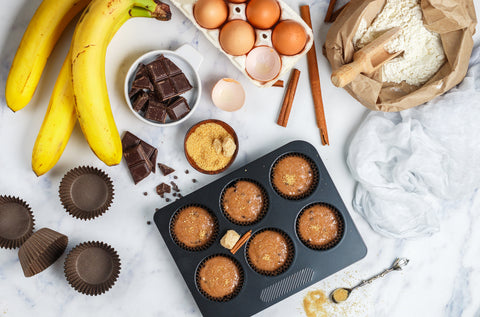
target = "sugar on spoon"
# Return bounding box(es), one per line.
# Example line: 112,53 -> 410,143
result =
330,257 -> 409,304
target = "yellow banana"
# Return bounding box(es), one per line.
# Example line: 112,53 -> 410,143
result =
6,0 -> 90,112
71,0 -> 171,166
32,7 -> 158,176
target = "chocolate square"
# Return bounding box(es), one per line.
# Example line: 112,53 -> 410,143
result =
147,58 -> 168,82
167,97 -> 190,121
128,87 -> 141,99
123,144 -> 152,170
145,104 -> 167,123
129,161 -> 151,184
163,58 -> 182,76
170,73 -> 192,94
132,91 -> 149,112
139,140 -> 155,159
121,131 -> 141,151
132,75 -> 153,91
155,79 -> 177,101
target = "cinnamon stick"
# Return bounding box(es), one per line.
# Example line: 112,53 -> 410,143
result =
276,69 -> 301,127
230,230 -> 252,255
330,2 -> 349,23
300,5 -> 330,145
272,80 -> 284,87
324,0 -> 337,23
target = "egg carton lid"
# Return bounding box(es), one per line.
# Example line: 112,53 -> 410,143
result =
170,0 -> 313,87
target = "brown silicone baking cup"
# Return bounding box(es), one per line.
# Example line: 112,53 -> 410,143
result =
295,203 -> 345,251
59,166 -> 114,220
195,254 -> 244,302
18,228 -> 68,277
220,178 -> 269,226
270,153 -> 319,200
0,196 -> 35,249
169,204 -> 219,252
245,228 -> 295,277
64,241 -> 121,296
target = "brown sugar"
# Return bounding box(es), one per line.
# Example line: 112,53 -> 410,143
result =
185,123 -> 236,171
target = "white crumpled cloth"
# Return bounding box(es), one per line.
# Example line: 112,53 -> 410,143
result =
347,46 -> 480,239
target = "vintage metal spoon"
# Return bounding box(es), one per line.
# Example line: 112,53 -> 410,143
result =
330,257 -> 409,303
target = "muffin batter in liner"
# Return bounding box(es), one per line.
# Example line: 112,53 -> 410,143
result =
220,178 -> 269,226
270,153 -> 319,200
195,254 -> 244,302
0,196 -> 35,249
296,203 -> 344,250
59,166 -> 114,220
170,204 -> 219,252
245,228 -> 294,276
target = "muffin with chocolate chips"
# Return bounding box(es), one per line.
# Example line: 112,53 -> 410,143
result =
172,206 -> 216,249
222,180 -> 265,224
197,255 -> 242,300
272,155 -> 314,198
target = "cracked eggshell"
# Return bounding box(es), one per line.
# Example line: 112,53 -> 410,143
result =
211,78 -> 246,112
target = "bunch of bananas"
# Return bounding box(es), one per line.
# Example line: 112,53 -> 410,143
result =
6,0 -> 171,176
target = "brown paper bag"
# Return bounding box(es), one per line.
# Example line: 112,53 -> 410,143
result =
324,0 -> 477,112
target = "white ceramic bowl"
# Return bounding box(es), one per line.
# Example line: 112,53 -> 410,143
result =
124,45 -> 203,127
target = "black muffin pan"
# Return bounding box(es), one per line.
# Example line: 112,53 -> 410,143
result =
154,140 -> 367,317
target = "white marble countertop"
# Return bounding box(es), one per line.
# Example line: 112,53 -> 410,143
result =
1,0 -> 480,316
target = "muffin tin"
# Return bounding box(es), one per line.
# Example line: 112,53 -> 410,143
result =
154,140 -> 367,316
170,0 -> 313,87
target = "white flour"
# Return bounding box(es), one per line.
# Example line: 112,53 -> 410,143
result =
354,0 -> 445,86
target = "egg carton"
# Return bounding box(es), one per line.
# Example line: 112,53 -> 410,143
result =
170,0 -> 314,87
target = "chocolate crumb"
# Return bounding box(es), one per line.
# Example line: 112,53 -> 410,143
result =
166,198 -> 171,202
185,169 -> 189,174
173,193 -> 177,197
156,183 -> 171,196
170,181 -> 180,192
192,179 -> 197,183
174,175 -> 178,179
147,221 -> 151,225
143,192 -> 148,196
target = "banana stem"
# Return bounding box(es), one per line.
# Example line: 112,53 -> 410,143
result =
133,0 -> 171,20
129,7 -> 153,18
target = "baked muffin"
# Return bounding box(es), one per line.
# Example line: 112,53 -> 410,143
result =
198,255 -> 241,299
297,204 -> 340,247
172,206 -> 215,248
247,230 -> 289,273
272,155 -> 314,198
222,180 -> 264,224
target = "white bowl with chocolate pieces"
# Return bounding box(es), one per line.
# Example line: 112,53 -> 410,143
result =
124,45 -> 202,127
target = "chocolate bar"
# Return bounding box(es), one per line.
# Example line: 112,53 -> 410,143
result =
167,97 -> 190,121
121,131 -> 158,184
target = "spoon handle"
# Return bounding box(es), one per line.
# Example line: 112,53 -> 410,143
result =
352,258 -> 409,291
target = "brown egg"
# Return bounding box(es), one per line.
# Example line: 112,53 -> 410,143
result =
193,0 -> 228,29
219,20 -> 255,56
272,20 -> 307,56
246,0 -> 280,29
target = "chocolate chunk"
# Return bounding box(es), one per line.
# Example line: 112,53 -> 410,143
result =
124,144 -> 153,171
156,183 -> 171,196
155,79 -> 176,101
135,63 -> 147,79
129,87 -> 141,99
144,104 -> 167,123
150,149 -> 158,173
166,198 -> 171,202
139,140 -> 155,158
163,57 -> 182,76
158,163 -> 175,176
129,161 -> 151,184
121,131 -> 141,151
132,74 -> 153,91
132,90 -> 149,112
147,221 -> 151,225
192,179 -> 197,183
170,73 -> 192,94
170,181 -> 180,192
174,175 -> 178,179
185,169 -> 189,174
147,58 -> 168,82
122,132 -> 158,178
143,192 -> 148,196
167,97 -> 190,121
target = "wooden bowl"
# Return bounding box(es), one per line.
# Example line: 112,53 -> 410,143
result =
184,119 -> 239,175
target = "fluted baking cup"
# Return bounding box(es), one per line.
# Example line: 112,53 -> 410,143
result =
270,153 -> 319,200
195,254 -> 244,302
220,178 -> 269,226
170,204 -> 219,252
245,228 -> 294,277
64,241 -> 121,296
59,166 -> 114,220
18,228 -> 68,277
0,196 -> 35,249
296,203 -> 345,251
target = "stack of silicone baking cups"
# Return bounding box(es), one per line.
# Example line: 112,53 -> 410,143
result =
154,140 -> 367,317
169,0 -> 314,87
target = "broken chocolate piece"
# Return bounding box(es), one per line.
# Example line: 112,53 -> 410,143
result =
170,181 -> 180,192
129,161 -> 151,185
167,97 -> 190,121
144,104 -> 167,123
156,183 -> 171,197
147,58 -> 168,82
132,91 -> 149,112
170,73 -> 192,94
123,144 -> 153,171
121,131 -> 159,184
129,87 -> 141,99
150,149 -> 158,173
158,163 -> 175,176
135,63 -> 147,79
155,79 -> 176,101
132,75 -> 153,91
163,57 -> 182,75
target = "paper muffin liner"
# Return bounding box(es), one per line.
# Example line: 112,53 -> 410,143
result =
169,204 -> 219,252
195,254 -> 244,302
270,153 -> 319,200
245,228 -> 295,277
59,166 -> 114,220
220,178 -> 269,226
64,241 -> 121,296
295,203 -> 345,251
0,196 -> 35,249
18,228 -> 68,277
